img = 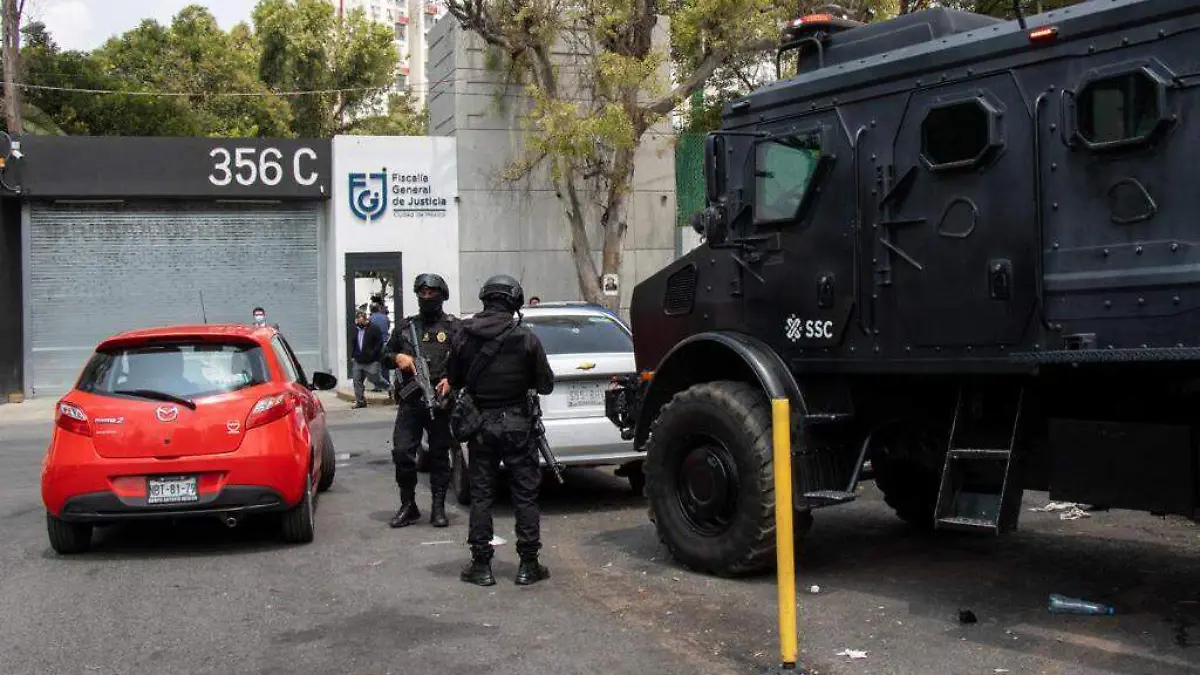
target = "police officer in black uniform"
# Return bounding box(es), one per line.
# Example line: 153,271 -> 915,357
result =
448,274 -> 555,586
382,273 -> 461,529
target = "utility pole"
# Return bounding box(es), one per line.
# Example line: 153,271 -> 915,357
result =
2,0 -> 24,134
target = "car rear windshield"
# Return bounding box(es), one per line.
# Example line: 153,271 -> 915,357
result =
77,341 -> 271,400
524,314 -> 633,355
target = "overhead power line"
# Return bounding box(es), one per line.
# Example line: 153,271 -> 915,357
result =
12,82 -> 396,97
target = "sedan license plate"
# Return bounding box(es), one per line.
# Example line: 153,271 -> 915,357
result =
146,476 -> 199,505
567,381 -> 605,407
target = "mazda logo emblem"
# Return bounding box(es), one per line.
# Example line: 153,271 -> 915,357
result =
155,405 -> 179,423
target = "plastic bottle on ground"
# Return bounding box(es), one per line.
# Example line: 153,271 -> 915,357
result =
1048,594 -> 1115,615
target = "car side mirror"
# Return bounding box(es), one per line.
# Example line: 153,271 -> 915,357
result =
310,371 -> 338,391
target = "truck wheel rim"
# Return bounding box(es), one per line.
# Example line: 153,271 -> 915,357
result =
676,437 -> 739,535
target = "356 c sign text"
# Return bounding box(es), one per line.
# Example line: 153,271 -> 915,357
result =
208,146 -> 320,188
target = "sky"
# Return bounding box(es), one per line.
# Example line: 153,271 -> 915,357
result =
27,0 -> 256,51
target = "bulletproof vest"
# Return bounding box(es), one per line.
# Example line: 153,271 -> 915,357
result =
409,313 -> 457,381
468,327 -> 537,409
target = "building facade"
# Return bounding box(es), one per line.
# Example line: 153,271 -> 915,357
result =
0,134 -> 460,401
426,16 -> 685,317
332,0 -> 447,108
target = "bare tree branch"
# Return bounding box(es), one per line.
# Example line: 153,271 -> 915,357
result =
643,35 -> 779,121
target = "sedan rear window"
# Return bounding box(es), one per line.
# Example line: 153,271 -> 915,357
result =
77,341 -> 271,400
524,315 -> 633,355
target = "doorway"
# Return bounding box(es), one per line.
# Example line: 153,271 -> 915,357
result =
344,252 -> 403,378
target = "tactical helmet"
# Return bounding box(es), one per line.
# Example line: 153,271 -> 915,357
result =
478,274 -> 524,310
413,273 -> 449,300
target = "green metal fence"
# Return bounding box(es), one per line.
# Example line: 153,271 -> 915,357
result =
675,132 -> 706,227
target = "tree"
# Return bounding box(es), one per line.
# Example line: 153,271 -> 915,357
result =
444,0 -> 792,307
252,0 -> 400,137
2,0 -> 26,133
348,91 -> 428,136
17,21 -> 203,136
95,6 -> 292,137
14,0 -> 408,138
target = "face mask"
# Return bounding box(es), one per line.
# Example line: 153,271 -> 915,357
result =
253,315 -> 265,324
417,296 -> 443,316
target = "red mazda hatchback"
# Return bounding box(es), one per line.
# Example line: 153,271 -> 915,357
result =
40,324 -> 339,554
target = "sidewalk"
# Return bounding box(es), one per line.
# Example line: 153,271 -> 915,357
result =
0,395 -> 57,425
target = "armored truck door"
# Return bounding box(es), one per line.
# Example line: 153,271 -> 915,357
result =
1043,58 -> 1198,352
876,74 -> 1039,350
736,112 -> 856,356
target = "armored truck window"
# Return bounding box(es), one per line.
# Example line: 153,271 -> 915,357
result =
1078,72 -> 1160,145
754,136 -> 820,223
921,101 -> 991,168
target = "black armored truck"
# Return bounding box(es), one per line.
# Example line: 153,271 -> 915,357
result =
605,0 -> 1200,577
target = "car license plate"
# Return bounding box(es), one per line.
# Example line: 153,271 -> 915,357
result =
146,476 -> 199,505
567,382 -> 605,407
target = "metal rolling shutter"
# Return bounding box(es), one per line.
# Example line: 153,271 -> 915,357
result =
28,202 -> 321,396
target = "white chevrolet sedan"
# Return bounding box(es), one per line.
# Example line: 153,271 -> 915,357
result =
450,302 -> 643,504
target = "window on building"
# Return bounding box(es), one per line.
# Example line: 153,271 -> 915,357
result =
1077,72 -> 1161,145
754,135 -> 821,223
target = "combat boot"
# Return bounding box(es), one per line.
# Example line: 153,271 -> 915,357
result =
515,556 -> 550,586
430,490 -> 449,528
388,487 -> 421,528
460,556 -> 496,586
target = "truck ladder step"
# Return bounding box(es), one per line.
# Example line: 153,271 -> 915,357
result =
934,384 -> 1026,534
948,448 -> 1011,460
803,490 -> 857,506
935,516 -> 1000,533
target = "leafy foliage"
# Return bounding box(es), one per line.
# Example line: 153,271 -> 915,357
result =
347,91 -> 429,136
96,6 -> 292,137
252,0 -> 400,137
7,0 -> 425,138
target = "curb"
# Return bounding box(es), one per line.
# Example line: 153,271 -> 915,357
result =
334,387 -> 395,407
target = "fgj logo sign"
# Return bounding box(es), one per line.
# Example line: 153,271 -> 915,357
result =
349,171 -> 387,221
346,164 -> 450,222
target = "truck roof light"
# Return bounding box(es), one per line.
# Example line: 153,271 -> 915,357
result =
790,13 -> 834,27
1029,26 -> 1058,42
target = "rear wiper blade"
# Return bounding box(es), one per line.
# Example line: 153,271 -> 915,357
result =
113,389 -> 197,410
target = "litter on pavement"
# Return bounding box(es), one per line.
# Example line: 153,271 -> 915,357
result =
1029,501 -> 1094,520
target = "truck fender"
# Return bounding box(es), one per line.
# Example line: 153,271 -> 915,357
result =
634,331 -> 807,450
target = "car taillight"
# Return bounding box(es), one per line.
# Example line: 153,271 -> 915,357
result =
246,392 -> 297,430
56,401 -> 92,437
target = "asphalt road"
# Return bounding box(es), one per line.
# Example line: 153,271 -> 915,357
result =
1,402 -> 1198,675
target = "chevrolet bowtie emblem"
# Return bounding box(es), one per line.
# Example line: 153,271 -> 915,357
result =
577,362 -> 596,371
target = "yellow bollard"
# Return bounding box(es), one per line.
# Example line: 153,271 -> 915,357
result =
771,397 -> 798,671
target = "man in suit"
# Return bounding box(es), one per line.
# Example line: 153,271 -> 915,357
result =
351,310 -> 386,409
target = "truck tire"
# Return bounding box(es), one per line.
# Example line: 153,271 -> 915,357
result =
871,428 -> 944,528
644,380 -> 785,577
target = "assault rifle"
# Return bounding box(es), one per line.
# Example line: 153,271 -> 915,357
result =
527,390 -> 565,484
397,320 -> 443,414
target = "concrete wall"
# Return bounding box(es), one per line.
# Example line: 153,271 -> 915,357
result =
327,135 -> 461,379
426,16 -> 680,317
